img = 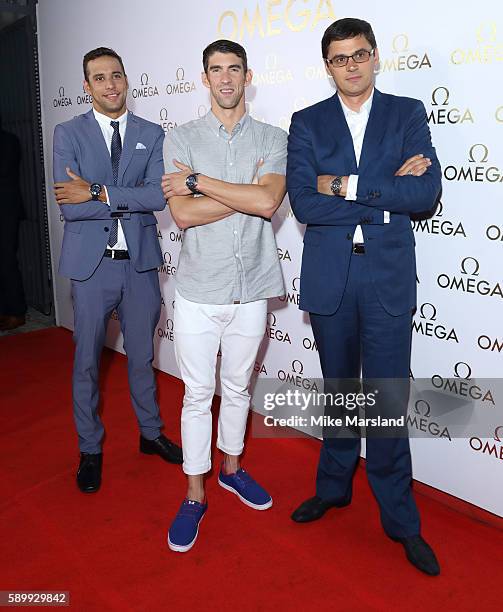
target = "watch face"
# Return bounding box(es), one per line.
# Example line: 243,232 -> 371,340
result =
186,174 -> 199,193
330,177 -> 342,195
90,183 -> 102,197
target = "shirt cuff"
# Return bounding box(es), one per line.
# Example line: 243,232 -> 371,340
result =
345,175 -> 358,201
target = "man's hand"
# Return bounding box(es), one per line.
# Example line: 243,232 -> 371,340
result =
395,154 -> 431,176
162,160 -> 194,199
317,175 -> 349,197
54,168 -> 93,205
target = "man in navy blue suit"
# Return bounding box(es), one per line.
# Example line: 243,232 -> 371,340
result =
53,47 -> 182,493
287,19 -> 441,575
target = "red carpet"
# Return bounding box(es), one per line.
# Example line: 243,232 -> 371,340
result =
1,328 -> 502,611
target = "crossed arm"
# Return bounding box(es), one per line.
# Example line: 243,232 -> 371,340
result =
53,124 -> 166,222
162,160 -> 286,230
287,102 -> 440,226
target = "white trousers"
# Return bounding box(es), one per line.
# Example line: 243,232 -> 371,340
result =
174,291 -> 267,475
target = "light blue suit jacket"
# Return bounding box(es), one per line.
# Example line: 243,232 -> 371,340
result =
53,110 -> 165,281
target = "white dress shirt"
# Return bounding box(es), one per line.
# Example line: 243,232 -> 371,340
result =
339,91 -> 389,244
93,108 -> 128,250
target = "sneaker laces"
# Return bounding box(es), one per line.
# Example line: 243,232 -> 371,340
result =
177,499 -> 205,520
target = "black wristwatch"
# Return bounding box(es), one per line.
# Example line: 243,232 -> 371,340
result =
90,183 -> 102,201
330,176 -> 343,196
185,173 -> 201,195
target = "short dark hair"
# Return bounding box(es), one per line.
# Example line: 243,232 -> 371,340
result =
321,18 -> 377,59
83,47 -> 126,81
202,39 -> 248,74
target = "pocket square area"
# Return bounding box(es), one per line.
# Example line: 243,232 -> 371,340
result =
135,142 -> 147,150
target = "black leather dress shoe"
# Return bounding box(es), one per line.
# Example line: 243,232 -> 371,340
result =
391,534 -> 440,576
139,434 -> 183,464
291,495 -> 351,523
76,452 -> 102,493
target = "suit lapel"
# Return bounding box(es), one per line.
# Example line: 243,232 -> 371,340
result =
358,89 -> 390,174
84,110 -> 112,180
329,94 -> 358,174
119,112 -> 139,183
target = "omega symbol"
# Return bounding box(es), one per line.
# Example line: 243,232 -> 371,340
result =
392,33 -> 409,53
454,362 -> 472,379
419,303 -> 437,321
468,144 -> 489,163
431,86 -> 449,106
292,360 -> 304,375
414,400 -> 431,418
460,257 -> 480,276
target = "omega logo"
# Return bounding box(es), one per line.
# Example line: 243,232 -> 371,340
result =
133,73 -> 159,98
176,67 -> 185,81
477,335 -> 503,353
381,34 -> 431,72
392,34 -> 409,53
413,303 -> 458,343
428,87 -> 473,125
53,85 -> 73,107
454,361 -> 472,379
468,144 -> 489,164
419,303 -> 437,320
292,360 -> 304,374
406,399 -> 451,440
431,86 -> 449,106
413,399 -> 431,417
469,426 -> 503,460
460,257 -> 479,276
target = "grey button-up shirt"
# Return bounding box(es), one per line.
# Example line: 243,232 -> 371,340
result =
163,111 -> 286,304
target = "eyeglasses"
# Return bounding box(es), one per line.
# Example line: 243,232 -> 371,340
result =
325,48 -> 375,68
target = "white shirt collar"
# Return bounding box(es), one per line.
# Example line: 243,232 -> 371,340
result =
338,90 -> 374,119
93,108 -> 128,129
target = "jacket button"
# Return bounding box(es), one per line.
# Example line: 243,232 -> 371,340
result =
104,227 -> 109,232
346,233 -> 352,240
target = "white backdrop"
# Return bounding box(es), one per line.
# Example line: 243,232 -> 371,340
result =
38,0 -> 503,516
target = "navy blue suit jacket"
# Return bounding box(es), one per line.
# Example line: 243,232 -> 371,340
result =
287,89 -> 441,316
53,110 -> 165,281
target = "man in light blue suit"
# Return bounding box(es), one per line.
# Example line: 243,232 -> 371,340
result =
287,19 -> 441,575
53,47 -> 182,494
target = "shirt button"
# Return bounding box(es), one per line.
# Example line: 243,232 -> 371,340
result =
229,162 -> 233,166
233,230 -> 237,235
235,253 -> 239,258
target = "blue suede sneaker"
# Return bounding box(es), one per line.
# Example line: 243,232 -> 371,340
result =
168,498 -> 207,552
218,467 -> 272,510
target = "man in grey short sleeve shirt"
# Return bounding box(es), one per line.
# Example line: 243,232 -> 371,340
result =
162,40 -> 286,553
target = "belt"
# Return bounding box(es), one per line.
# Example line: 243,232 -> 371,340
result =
104,249 -> 130,260
352,243 -> 365,255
